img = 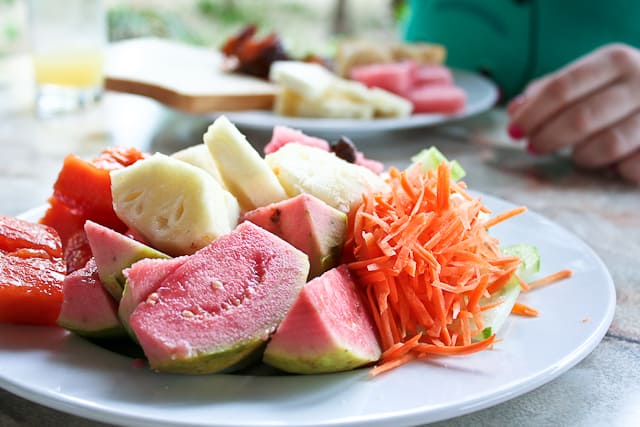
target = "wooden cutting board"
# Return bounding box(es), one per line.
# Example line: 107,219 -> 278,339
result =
105,38 -> 277,113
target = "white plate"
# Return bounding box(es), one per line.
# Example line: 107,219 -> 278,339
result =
0,194 -> 615,427
223,69 -> 499,135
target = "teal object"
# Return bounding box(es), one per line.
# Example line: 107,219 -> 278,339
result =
403,0 -> 640,101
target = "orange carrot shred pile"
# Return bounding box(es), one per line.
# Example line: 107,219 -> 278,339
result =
346,162 -> 527,375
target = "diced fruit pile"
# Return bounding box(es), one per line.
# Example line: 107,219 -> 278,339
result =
350,62 -> 466,114
270,60 -> 414,119
0,118 -> 541,376
219,27 -> 465,118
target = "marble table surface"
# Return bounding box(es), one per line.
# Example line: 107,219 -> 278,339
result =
1,55 -> 639,427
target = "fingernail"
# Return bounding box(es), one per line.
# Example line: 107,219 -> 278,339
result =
526,144 -> 539,155
508,123 -> 525,140
507,95 -> 526,114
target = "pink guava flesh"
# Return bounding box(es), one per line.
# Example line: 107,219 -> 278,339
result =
264,265 -> 381,373
119,256 -> 188,331
57,258 -> 122,336
128,221 -> 309,370
243,193 -> 346,279
264,126 -> 331,155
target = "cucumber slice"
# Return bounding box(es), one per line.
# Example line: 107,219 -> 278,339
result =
475,277 -> 521,341
410,146 -> 466,181
473,244 -> 541,341
502,244 -> 541,280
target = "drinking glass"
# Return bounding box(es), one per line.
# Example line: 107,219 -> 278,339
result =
28,0 -> 106,117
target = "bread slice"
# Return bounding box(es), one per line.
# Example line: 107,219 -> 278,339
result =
105,38 -> 277,113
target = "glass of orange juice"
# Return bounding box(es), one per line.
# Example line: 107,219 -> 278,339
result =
28,0 -> 106,117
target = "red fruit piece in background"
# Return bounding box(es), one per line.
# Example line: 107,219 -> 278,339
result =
0,215 -> 65,326
406,84 -> 467,114
414,64 -> 453,86
349,61 -> 418,96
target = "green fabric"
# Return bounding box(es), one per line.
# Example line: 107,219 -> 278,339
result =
403,0 -> 640,101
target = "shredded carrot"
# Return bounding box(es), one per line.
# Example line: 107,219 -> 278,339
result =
511,302 -> 540,317
527,269 -> 573,290
482,206 -> 527,229
370,352 -> 416,377
347,162 -> 526,374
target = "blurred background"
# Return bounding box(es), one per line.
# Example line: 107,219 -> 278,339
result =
0,0 -> 406,58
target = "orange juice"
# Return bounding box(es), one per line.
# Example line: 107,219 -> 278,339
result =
33,50 -> 103,87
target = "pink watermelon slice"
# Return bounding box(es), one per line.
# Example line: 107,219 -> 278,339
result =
349,61 -> 417,96
243,193 -> 347,278
414,64 -> 453,86
263,265 -> 381,374
57,258 -> 124,338
407,84 -> 467,114
264,125 -> 331,155
128,221 -> 310,374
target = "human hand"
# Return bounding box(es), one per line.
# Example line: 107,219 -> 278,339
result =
507,43 -> 640,185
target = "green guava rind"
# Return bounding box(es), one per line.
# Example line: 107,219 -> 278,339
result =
151,339 -> 265,374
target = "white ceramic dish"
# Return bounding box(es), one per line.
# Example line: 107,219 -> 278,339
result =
0,195 -> 615,427
223,69 -> 499,135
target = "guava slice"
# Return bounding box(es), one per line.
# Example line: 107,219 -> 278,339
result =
129,221 -> 310,374
84,220 -> 169,300
243,193 -> 347,278
118,256 -> 188,340
263,265 -> 381,374
57,258 -> 125,338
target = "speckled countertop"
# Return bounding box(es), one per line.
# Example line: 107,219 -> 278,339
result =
1,56 -> 639,427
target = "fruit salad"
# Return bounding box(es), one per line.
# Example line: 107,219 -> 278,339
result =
1,117 -> 558,376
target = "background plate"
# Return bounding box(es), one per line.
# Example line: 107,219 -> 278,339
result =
0,193 -> 615,427
223,69 -> 499,135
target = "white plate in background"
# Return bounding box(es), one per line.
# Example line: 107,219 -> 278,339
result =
224,69 -> 499,135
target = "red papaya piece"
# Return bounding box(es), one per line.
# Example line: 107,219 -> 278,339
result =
39,197 -> 85,248
45,146 -> 148,235
0,215 -> 62,257
51,154 -> 125,231
63,230 -> 93,273
0,215 -> 65,326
